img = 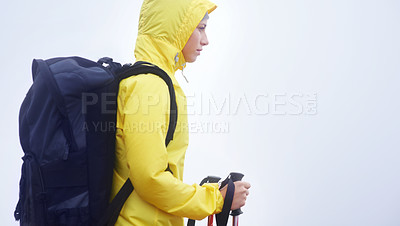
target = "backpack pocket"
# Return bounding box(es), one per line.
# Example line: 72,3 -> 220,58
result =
41,152 -> 89,226
15,154 -> 48,226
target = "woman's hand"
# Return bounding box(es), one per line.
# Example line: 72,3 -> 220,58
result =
220,181 -> 251,210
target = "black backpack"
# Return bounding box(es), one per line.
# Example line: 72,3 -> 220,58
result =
14,56 -> 177,226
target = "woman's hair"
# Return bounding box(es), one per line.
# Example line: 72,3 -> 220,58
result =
202,12 -> 209,21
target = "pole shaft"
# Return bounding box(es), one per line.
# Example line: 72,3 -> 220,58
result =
208,215 -> 214,226
232,216 -> 239,226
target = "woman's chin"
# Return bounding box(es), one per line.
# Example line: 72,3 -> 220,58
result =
187,57 -> 198,63
183,55 -> 198,63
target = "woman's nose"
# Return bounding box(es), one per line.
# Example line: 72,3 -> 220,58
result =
201,33 -> 209,46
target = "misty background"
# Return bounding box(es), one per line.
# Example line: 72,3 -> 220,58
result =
1,0 -> 399,225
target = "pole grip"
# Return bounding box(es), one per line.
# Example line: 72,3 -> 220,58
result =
229,172 -> 244,216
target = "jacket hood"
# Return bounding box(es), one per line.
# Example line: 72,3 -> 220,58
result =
134,0 -> 217,77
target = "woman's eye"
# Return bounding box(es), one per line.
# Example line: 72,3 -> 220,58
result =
198,26 -> 206,30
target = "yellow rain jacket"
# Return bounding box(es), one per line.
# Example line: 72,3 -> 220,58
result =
111,0 -> 222,225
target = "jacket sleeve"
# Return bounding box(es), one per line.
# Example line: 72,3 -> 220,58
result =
118,74 -> 224,220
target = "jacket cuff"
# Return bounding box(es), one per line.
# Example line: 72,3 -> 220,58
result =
213,183 -> 224,214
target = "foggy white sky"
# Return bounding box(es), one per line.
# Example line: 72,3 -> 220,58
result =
1,0 -> 399,225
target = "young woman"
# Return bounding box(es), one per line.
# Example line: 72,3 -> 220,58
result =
111,0 -> 250,225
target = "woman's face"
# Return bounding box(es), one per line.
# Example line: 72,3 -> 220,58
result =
182,19 -> 209,63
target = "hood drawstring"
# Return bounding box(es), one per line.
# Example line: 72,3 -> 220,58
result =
174,53 -> 179,64
175,52 -> 189,83
181,69 -> 189,83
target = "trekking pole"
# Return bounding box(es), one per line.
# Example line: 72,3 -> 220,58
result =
187,176 -> 221,226
229,173 -> 244,226
207,214 -> 215,226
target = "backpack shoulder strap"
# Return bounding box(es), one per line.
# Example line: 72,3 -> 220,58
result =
98,61 -> 178,226
117,61 -> 178,146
